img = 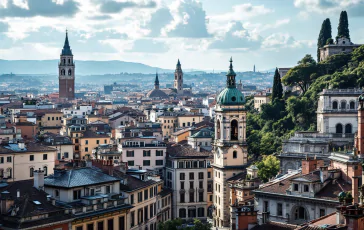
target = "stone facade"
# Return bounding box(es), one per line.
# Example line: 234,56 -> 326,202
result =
319,37 -> 361,62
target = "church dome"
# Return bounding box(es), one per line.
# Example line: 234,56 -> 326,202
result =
147,89 -> 168,99
217,87 -> 245,105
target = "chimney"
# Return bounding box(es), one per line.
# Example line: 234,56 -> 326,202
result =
18,142 -> 25,150
320,166 -> 328,183
302,157 -> 324,175
34,168 -> 45,190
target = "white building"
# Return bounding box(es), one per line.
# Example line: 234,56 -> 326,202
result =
119,137 -> 166,173
317,88 -> 362,134
63,105 -> 92,118
165,143 -> 211,222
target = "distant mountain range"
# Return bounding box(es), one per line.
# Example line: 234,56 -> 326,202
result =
0,59 -> 173,75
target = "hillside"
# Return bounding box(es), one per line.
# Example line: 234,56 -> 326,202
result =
0,60 -> 172,75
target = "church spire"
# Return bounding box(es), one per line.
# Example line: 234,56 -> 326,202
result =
226,57 -> 236,88
155,72 -> 159,90
62,30 -> 73,56
176,59 -> 181,70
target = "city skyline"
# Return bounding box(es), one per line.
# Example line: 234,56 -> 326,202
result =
0,0 -> 364,71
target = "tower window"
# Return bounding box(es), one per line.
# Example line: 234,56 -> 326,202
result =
61,69 -> 65,75
63,59 -> 65,64
231,120 -> 238,140
232,96 -> 236,102
68,59 -> 71,64
68,69 -> 72,76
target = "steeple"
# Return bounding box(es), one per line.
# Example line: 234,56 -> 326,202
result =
62,30 -> 73,56
176,59 -> 181,70
226,57 -> 236,88
155,72 -> 160,90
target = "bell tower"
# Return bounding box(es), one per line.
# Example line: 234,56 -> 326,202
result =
212,58 -> 248,228
59,30 -> 75,100
174,59 -> 183,95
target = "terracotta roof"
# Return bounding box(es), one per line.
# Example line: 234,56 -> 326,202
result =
0,142 -> 56,154
251,221 -> 298,230
112,170 -> 159,192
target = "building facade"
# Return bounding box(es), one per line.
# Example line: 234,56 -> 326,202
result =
59,31 -> 75,100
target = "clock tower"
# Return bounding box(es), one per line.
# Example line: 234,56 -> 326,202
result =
212,58 -> 248,228
59,30 -> 75,100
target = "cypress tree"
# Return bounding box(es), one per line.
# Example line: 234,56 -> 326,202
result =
317,18 -> 332,62
272,68 -> 283,101
337,11 -> 350,40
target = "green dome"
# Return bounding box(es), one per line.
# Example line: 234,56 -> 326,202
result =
217,87 -> 245,105
338,191 -> 346,199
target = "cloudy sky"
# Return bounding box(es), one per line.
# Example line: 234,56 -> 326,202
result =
0,0 -> 364,71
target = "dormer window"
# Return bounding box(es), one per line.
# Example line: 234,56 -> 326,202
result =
293,184 -> 299,191
304,185 -> 309,192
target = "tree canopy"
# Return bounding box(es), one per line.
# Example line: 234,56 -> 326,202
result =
256,155 -> 280,182
337,11 -> 350,40
157,219 -> 212,230
317,18 -> 332,61
272,68 -> 283,101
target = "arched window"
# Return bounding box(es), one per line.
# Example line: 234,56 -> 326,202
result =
7,168 -> 12,178
350,101 -> 355,109
68,59 -> 71,64
179,208 -> 186,218
294,207 -> 307,220
336,124 -> 343,134
341,101 -> 347,109
63,59 -> 65,64
61,69 -> 65,75
231,120 -> 238,140
43,166 -> 48,176
332,101 -> 338,109
216,120 -> 221,139
233,151 -> 237,159
68,69 -> 72,76
345,124 -> 352,134
30,167 -> 34,177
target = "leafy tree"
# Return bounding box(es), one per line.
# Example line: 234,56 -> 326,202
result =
256,155 -> 280,182
337,11 -> 350,40
317,18 -> 332,61
272,68 -> 283,101
193,219 -> 212,230
158,219 -> 183,230
282,54 -> 317,95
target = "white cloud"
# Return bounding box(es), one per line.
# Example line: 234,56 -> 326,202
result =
294,0 -> 364,17
210,3 -> 273,22
262,33 -> 315,50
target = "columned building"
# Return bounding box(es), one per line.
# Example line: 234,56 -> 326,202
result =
212,58 -> 248,228
174,59 -> 183,95
59,31 -> 75,100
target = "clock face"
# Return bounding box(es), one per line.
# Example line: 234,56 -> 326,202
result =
241,207 -> 251,212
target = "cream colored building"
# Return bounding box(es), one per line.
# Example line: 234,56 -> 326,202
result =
254,93 -> 271,112
158,113 -> 204,139
0,142 -> 56,181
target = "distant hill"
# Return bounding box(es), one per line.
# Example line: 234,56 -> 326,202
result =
0,59 -> 172,75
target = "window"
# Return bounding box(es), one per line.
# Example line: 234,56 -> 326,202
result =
144,189 -> 149,200
199,181 -> 203,188
143,160 -> 150,166
30,155 -> 34,161
43,154 -> 47,160
144,206 -> 148,220
304,185 -> 309,192
189,172 -> 194,180
350,101 -> 355,109
178,162 -> 184,168
156,150 -> 163,156
193,161 -> 198,168
199,161 -> 204,168
107,219 -> 114,230
73,190 -> 81,200
131,211 -> 135,227
293,184 -> 299,191
64,152 -> 69,158
198,207 -> 204,217
87,224 -> 94,230
345,124 -> 352,134
106,185 -> 111,194
208,172 -> 211,178
138,192 -> 143,202
85,140 -> 88,144
76,226 -> 83,230
180,193 -> 185,203
180,173 -> 185,180
198,172 -> 204,179
273,203 -> 281,217
143,150 -> 151,157
97,221 -> 104,230
138,208 -> 143,224
189,191 -> 194,202
52,117 -> 54,120
7,156 -> 11,163
6,168 -> 12,178
48,117 -> 50,120
336,124 -> 343,134
156,160 -> 163,166
0,157 -> 3,164
231,120 -> 238,140
179,208 -> 186,218
85,147 -> 88,152
97,140 -> 100,144
126,151 -> 134,157
55,189 -> 59,197
30,167 -> 34,177
199,192 -> 203,202
341,101 -> 347,109
186,161 -> 191,168
128,161 -> 134,166
181,182 -> 185,189
209,195 -> 213,201
130,194 -> 134,204
150,187 -> 154,197
233,151 -> 237,158
263,201 -> 269,212
320,209 -> 325,217
104,139 -> 107,144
